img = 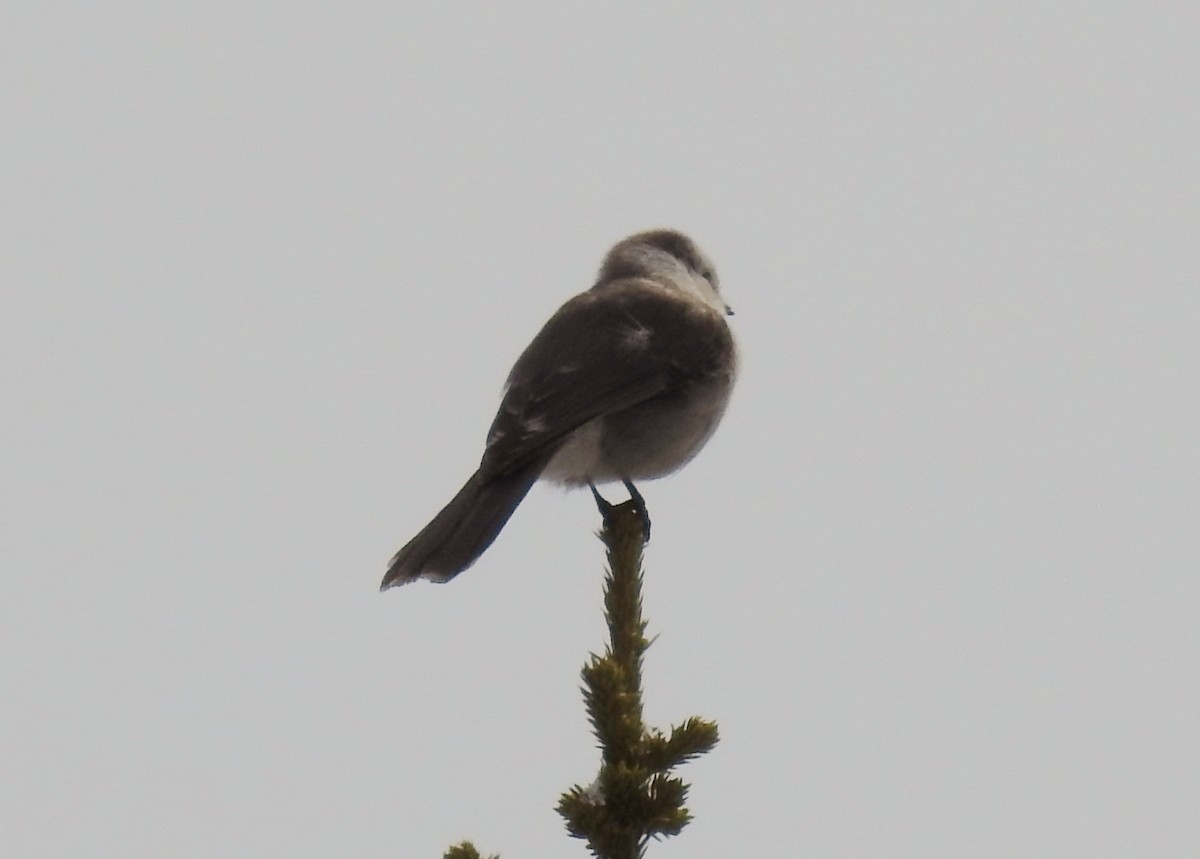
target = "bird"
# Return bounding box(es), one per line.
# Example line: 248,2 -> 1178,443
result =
382,228 -> 737,589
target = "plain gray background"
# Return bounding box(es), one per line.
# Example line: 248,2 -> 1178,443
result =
4,3 -> 1197,856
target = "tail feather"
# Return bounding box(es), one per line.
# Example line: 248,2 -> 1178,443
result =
381,461 -> 545,589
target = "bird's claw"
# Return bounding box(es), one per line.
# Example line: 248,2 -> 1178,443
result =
589,482 -> 617,530
623,479 -> 652,542
590,481 -> 651,543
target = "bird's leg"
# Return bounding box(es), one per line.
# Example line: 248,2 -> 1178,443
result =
590,480 -> 651,544
590,482 -> 617,530
622,479 -> 652,543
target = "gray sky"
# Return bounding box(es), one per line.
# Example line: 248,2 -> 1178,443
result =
3,3 -> 1197,856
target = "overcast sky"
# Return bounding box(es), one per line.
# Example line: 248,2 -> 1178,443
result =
4,3 -> 1198,857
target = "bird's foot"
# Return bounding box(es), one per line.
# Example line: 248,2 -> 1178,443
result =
590,482 -> 617,530
622,479 -> 651,543
589,481 -> 652,544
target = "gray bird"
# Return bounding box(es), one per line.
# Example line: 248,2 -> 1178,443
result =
382,229 -> 737,588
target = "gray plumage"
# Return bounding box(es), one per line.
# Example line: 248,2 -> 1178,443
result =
382,229 -> 736,588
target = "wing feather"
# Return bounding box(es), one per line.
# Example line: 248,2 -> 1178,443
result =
479,279 -> 731,477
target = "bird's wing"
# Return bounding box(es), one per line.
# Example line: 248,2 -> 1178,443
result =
479,278 -> 732,478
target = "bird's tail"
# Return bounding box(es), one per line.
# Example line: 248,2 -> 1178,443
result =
381,461 -> 545,589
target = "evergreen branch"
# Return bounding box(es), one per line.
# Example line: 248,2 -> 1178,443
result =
557,497 -> 719,858
442,496 -> 718,859
443,842 -> 498,859
640,718 -> 720,771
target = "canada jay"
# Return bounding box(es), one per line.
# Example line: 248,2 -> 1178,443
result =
382,229 -> 737,589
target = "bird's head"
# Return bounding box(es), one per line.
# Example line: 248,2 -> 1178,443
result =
597,229 -> 732,316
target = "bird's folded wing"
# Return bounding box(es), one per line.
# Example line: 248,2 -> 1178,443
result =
480,279 -> 731,477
